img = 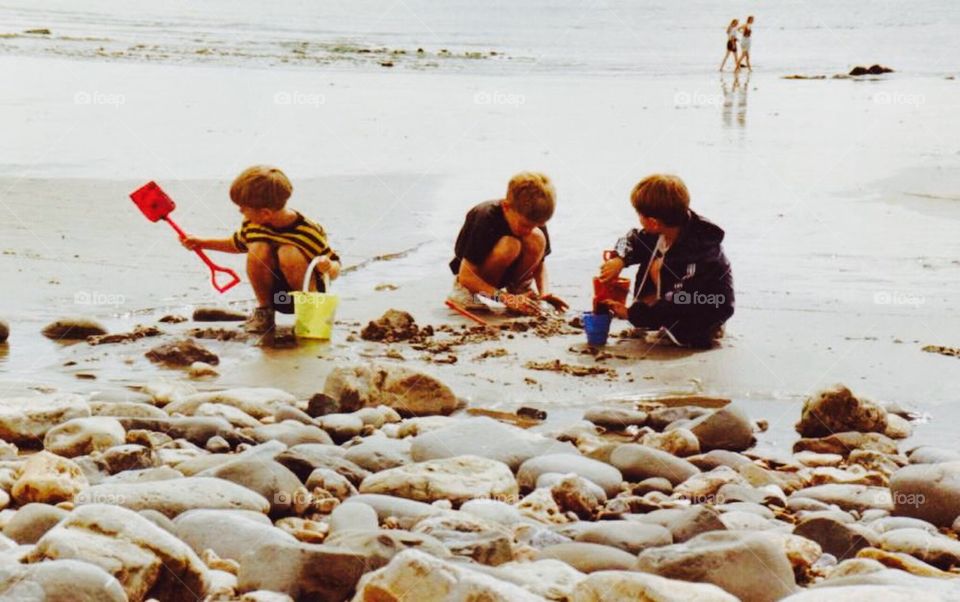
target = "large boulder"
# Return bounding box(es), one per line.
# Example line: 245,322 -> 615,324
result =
43,417 -> 125,457
796,385 -> 888,438
359,455 -> 518,507
890,461 -> 960,527
0,394 -> 90,446
635,531 -> 797,601
686,405 -> 755,452
237,540 -> 366,601
76,476 -> 270,518
518,454 -> 621,497
27,504 -> 209,602
12,451 -> 88,505
608,444 -> 700,485
570,570 -> 739,601
323,363 -> 457,416
174,509 -> 297,561
412,417 -> 577,471
350,548 -> 544,601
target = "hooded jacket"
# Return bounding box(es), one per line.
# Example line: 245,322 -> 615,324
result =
614,211 -> 734,347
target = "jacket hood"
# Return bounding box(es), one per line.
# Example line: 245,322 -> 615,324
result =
672,210 -> 725,258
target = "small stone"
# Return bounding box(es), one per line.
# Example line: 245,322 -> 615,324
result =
583,406 -> 648,430
76,476 -> 270,518
189,361 -> 219,378
236,540 -> 366,601
794,516 -> 878,560
686,404 -> 755,452
0,319 -> 8,343
789,484 -> 893,513
889,461 -> 960,527
2,503 -> 69,544
518,454 -> 622,497
145,338 -> 219,366
343,436 -> 412,472
192,306 -> 246,321
640,428 -> 700,457
537,542 -> 637,573
796,385 -> 888,438
201,458 -> 303,518
550,474 -> 607,518
571,520 -> 672,554
206,435 -> 231,453
41,317 -> 107,340
571,570 -> 738,601
99,444 -> 157,474
0,393 -> 90,446
174,508 -> 297,561
793,431 -> 899,457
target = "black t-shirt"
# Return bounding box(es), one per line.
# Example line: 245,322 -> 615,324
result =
449,200 -> 551,275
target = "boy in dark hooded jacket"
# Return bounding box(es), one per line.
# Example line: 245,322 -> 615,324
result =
598,174 -> 734,348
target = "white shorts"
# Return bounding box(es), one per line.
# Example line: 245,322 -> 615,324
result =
741,38 -> 751,52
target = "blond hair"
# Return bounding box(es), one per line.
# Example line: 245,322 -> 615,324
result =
506,172 -> 555,223
630,174 -> 690,226
230,165 -> 293,210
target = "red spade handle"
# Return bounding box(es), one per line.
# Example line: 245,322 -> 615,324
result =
163,217 -> 240,294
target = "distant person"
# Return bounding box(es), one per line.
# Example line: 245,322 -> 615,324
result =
597,174 -> 734,348
448,172 -> 568,316
736,16 -> 755,72
719,18 -> 739,71
180,165 -> 340,334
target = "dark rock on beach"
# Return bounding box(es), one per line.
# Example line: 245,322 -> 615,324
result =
145,338 -> 219,367
41,317 -> 108,340
192,306 -> 247,322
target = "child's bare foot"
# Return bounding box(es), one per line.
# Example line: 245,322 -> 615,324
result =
245,307 -> 275,334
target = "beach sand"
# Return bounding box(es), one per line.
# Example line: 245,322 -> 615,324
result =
1,54 -> 959,451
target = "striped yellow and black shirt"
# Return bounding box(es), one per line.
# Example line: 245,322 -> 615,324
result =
232,212 -> 339,262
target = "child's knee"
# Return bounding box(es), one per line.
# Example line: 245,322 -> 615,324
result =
490,236 -> 522,262
522,229 -> 546,257
246,242 -> 275,271
276,244 -> 307,268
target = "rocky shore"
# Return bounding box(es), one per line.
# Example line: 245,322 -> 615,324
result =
0,312 -> 958,600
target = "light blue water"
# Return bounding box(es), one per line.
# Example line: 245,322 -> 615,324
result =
0,0 -> 957,75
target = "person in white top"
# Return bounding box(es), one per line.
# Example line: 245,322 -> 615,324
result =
736,16 -> 755,72
719,18 -> 739,71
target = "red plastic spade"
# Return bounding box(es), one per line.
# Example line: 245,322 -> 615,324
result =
130,181 -> 240,293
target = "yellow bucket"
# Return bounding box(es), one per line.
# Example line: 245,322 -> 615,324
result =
292,256 -> 339,340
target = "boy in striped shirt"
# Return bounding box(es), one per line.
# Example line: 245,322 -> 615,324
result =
181,165 -> 340,333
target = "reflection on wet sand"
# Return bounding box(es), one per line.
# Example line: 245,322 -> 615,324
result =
722,72 -> 749,129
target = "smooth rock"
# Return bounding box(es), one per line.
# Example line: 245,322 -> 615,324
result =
325,528 -> 452,569
251,421 -> 334,447
41,317 -> 107,340
686,405 -> 754,452
640,428 -> 700,457
583,406 -> 648,430
194,403 -> 261,428
237,540 -> 366,601
486,559 -> 586,600
145,338 -> 219,366
90,401 -> 168,419
572,520 -> 672,554
794,432 -> 899,457
2,503 -> 68,544
100,444 -> 157,474
570,570 -> 739,601
550,474 -> 607,518
202,458 -> 303,518
412,417 -> 577,471
460,498 -> 523,527
890,461 -> 960,527
350,548 -> 543,601
635,530 -> 797,601
789,484 -> 894,513
43,417 -> 125,457
793,516 -> 877,560
174,508 -> 297,561
323,363 -> 458,416
609,444 -> 700,485
343,436 -> 412,472
342,494 -> 441,529
12,452 -> 89,505
537,542 -> 637,573
0,394 -> 90,446
318,413 -> 364,442
908,446 -> 960,464
327,502 -> 378,536
116,416 -> 239,447
360,455 -> 519,507
0,558 -> 126,601
879,528 -> 960,569
412,512 -> 512,565
27,503 -> 209,601
635,505 -> 727,543
305,468 -> 357,501
275,445 -> 368,484
169,388 -> 297,420
518,454 -> 620,497
77,476 -> 270,517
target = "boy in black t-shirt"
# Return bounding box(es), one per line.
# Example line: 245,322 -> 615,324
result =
448,172 -> 568,315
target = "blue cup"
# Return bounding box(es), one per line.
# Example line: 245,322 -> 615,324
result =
582,311 -> 612,346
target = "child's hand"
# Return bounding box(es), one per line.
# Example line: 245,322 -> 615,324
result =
540,293 -> 569,313
605,301 -> 629,319
501,292 -> 542,316
180,236 -> 202,251
313,256 -> 332,274
599,256 -> 625,282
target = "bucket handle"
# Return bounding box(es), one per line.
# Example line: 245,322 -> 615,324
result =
302,255 -> 332,293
